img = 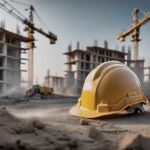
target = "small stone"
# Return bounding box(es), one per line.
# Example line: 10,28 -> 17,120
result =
33,119 -> 45,129
15,139 -> 36,150
64,146 -> 70,150
1,106 -> 6,110
68,139 -> 78,148
17,121 -> 35,133
54,144 -> 67,150
87,127 -> 102,140
16,139 -> 28,149
45,137 -> 54,144
79,119 -> 89,125
57,136 -> 71,141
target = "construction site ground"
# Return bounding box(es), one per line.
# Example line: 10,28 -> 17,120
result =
0,96 -> 150,150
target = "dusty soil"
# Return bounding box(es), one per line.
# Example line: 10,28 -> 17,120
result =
0,96 -> 150,150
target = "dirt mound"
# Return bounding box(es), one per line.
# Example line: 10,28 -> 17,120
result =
0,139 -> 37,150
0,107 -> 13,118
0,106 -> 18,123
15,118 -> 45,134
120,133 -> 150,150
87,127 -> 103,140
0,128 -> 36,150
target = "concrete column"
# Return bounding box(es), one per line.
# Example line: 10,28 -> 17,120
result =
3,42 -> 7,92
76,62 -> 80,79
90,55 -> 93,70
2,33 -> 6,43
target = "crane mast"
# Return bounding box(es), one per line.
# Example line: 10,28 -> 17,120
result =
117,8 -> 150,60
0,0 -> 57,86
132,8 -> 140,60
28,5 -> 34,86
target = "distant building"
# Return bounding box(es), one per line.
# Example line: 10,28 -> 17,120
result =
0,28 -> 31,93
44,75 -> 65,95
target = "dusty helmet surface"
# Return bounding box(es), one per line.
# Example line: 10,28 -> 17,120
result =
69,61 -> 148,118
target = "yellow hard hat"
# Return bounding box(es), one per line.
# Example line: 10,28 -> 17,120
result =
69,61 -> 148,118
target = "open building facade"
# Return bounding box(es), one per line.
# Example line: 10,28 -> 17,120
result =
0,28 -> 31,94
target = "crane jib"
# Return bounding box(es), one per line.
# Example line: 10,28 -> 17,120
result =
0,0 -> 58,43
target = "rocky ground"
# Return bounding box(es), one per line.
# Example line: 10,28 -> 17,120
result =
0,96 -> 150,150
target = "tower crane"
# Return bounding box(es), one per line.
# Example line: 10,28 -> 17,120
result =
0,0 -> 57,86
117,8 -> 150,60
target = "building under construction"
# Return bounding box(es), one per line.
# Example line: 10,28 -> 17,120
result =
0,27 -> 31,94
64,42 -> 127,96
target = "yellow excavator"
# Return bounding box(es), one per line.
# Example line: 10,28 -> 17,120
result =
26,85 -> 54,98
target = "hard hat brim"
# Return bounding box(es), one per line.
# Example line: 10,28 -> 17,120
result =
69,99 -> 148,119
69,104 -> 119,118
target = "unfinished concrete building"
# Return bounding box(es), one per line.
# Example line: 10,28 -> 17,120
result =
44,70 -> 65,94
0,27 -> 31,94
63,42 -> 127,96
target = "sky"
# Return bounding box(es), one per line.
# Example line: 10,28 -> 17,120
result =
1,0 -> 150,84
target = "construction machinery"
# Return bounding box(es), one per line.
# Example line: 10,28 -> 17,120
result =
0,0 -> 58,86
69,61 -> 148,118
117,8 -> 150,60
26,85 -> 54,98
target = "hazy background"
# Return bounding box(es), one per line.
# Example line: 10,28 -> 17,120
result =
1,0 -> 150,84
